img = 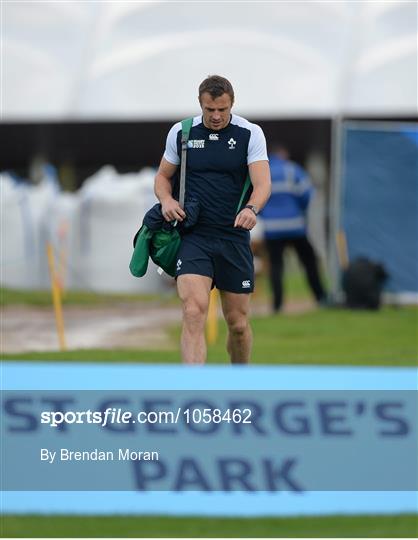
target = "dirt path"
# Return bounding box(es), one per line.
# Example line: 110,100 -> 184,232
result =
2,303 -> 181,353
2,299 -> 315,353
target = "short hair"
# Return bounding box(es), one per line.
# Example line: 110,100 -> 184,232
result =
198,75 -> 235,104
269,142 -> 289,156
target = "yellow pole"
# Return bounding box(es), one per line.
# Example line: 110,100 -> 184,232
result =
206,288 -> 219,345
46,243 -> 67,350
336,230 -> 349,270
57,245 -> 67,296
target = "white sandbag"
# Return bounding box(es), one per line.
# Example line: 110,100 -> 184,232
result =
0,173 -> 59,289
74,166 -> 167,293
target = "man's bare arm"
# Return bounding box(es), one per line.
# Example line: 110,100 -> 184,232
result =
234,160 -> 271,230
154,157 -> 186,222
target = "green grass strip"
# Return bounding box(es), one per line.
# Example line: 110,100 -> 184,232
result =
4,307 -> 417,366
2,514 -> 417,537
0,288 -> 172,307
0,272 -> 305,307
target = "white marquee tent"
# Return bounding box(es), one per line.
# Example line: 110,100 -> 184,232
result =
1,1 -> 417,293
3,1 -> 417,120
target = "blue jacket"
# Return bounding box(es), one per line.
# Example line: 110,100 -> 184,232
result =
259,154 -> 313,239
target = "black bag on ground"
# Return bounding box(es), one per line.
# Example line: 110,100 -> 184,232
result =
342,257 -> 388,310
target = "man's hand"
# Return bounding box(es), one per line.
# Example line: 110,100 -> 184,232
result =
161,197 -> 186,222
234,207 -> 257,230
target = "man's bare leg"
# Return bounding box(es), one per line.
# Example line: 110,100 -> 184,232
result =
220,291 -> 252,364
177,274 -> 212,364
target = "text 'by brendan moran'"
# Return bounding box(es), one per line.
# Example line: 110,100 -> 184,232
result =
40,448 -> 159,463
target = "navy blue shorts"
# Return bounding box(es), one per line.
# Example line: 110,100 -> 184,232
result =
175,233 -> 254,293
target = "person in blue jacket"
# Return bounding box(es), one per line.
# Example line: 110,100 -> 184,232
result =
259,143 -> 327,312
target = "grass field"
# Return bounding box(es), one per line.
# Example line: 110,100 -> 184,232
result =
3,270 -> 417,366
2,274 -> 417,538
4,306 -> 417,366
0,268 -> 312,307
0,287 -> 170,307
2,513 -> 417,538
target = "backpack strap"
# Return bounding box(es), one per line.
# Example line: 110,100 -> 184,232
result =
236,174 -> 252,213
179,117 -> 193,209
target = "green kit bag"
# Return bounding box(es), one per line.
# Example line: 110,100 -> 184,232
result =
129,225 -> 153,277
149,228 -> 182,277
129,225 -> 182,278
129,117 -> 193,278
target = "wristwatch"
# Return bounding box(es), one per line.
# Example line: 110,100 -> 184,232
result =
245,204 -> 258,216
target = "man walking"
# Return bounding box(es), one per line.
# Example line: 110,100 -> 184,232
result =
154,75 -> 271,364
259,143 -> 327,312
